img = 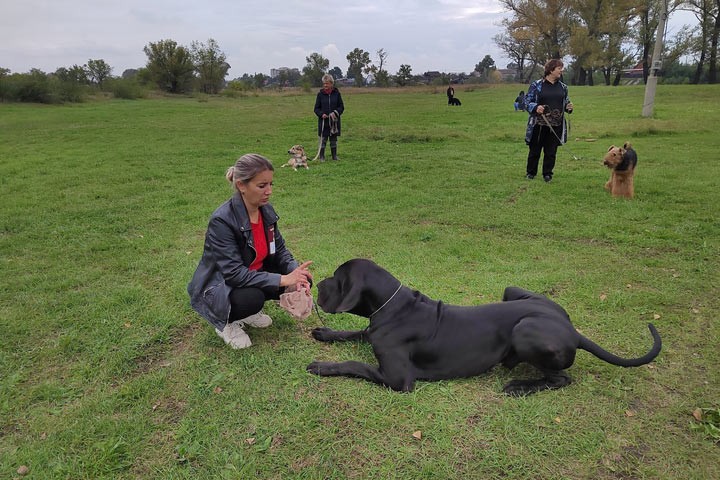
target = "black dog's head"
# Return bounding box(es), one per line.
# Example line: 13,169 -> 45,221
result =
317,258 -> 395,316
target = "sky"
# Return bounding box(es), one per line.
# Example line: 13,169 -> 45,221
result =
0,1 -> 697,79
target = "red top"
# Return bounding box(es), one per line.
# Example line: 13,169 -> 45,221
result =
248,215 -> 267,271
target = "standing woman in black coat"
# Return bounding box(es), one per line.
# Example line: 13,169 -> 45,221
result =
313,74 -> 344,161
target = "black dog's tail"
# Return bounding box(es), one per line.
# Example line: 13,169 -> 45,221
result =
578,323 -> 661,367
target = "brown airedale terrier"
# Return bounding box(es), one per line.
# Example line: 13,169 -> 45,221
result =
603,142 -> 638,199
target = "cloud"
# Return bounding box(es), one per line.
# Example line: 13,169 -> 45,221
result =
0,1 -> 517,76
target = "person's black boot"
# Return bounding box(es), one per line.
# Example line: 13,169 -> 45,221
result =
331,146 -> 340,161
318,146 -> 326,162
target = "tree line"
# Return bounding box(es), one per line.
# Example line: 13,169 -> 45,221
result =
496,0 -> 720,85
0,38 -> 505,103
2,14 -> 716,105
0,38 -> 230,103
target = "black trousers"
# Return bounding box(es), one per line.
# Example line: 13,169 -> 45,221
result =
229,286 -> 280,322
526,125 -> 562,177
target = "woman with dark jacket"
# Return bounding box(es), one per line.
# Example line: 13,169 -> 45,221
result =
187,154 -> 312,349
524,59 -> 574,182
313,74 -> 344,161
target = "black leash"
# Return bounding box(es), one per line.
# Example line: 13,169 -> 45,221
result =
313,299 -> 327,326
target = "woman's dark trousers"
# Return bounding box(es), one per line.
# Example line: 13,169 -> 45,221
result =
229,287 -> 279,322
526,125 -> 561,178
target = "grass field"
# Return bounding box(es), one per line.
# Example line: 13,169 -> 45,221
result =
1,84 -> 719,479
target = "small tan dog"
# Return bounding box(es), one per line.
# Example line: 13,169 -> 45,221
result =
282,145 -> 309,171
603,142 -> 638,199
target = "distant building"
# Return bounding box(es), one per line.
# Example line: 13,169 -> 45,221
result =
620,62 -> 644,85
336,78 -> 355,87
497,69 -> 515,81
622,62 -> 644,78
270,67 -> 300,79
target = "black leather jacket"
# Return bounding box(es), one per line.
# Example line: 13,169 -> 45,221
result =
187,193 -> 298,330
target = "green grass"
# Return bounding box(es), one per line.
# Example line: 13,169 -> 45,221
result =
1,84 -> 718,479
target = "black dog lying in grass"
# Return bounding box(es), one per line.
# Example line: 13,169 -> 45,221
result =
307,259 -> 661,395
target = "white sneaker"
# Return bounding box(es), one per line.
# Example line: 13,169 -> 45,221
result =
216,322 -> 252,349
240,311 -> 272,328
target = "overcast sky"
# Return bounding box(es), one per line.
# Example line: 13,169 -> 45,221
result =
0,1 -> 696,79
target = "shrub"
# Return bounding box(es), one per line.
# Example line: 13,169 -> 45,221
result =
57,80 -> 86,102
107,78 -> 147,99
0,70 -> 88,103
9,70 -> 60,103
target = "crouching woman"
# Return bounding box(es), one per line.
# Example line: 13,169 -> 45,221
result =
188,154 -> 312,349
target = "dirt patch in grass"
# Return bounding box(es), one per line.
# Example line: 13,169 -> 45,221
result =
132,321 -> 202,377
508,185 -> 529,204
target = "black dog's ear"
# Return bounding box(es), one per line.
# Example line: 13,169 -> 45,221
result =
335,280 -> 362,313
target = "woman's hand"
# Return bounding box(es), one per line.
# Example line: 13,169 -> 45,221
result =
536,105 -> 545,114
566,102 -> 573,112
322,114 -> 328,119
281,261 -> 313,292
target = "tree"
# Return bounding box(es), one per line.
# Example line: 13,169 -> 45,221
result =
374,48 -> 391,87
499,0 -> 573,59
253,73 -> 267,89
277,70 -> 288,90
121,69 -> 139,79
286,68 -> 301,86
375,70 -> 391,87
328,66 -> 343,80
346,48 -> 372,85
191,38 -> 230,94
143,39 -> 195,93
395,64 -> 413,86
302,52 -> 329,87
54,64 -> 89,84
475,55 -> 497,81
705,0 -> 720,82
634,0 -> 663,83
567,0 -> 606,85
680,0 -> 715,83
87,59 -> 112,88
494,27 -> 541,82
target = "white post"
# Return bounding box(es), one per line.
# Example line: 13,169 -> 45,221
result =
642,1 -> 669,117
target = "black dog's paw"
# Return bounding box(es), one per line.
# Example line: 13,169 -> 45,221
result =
307,361 -> 335,376
311,327 -> 335,342
502,374 -> 572,395
502,380 -> 534,396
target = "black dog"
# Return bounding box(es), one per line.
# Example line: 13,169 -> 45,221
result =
449,97 -> 462,106
307,259 -> 661,395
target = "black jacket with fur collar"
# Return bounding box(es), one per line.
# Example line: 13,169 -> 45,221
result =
187,193 -> 298,330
